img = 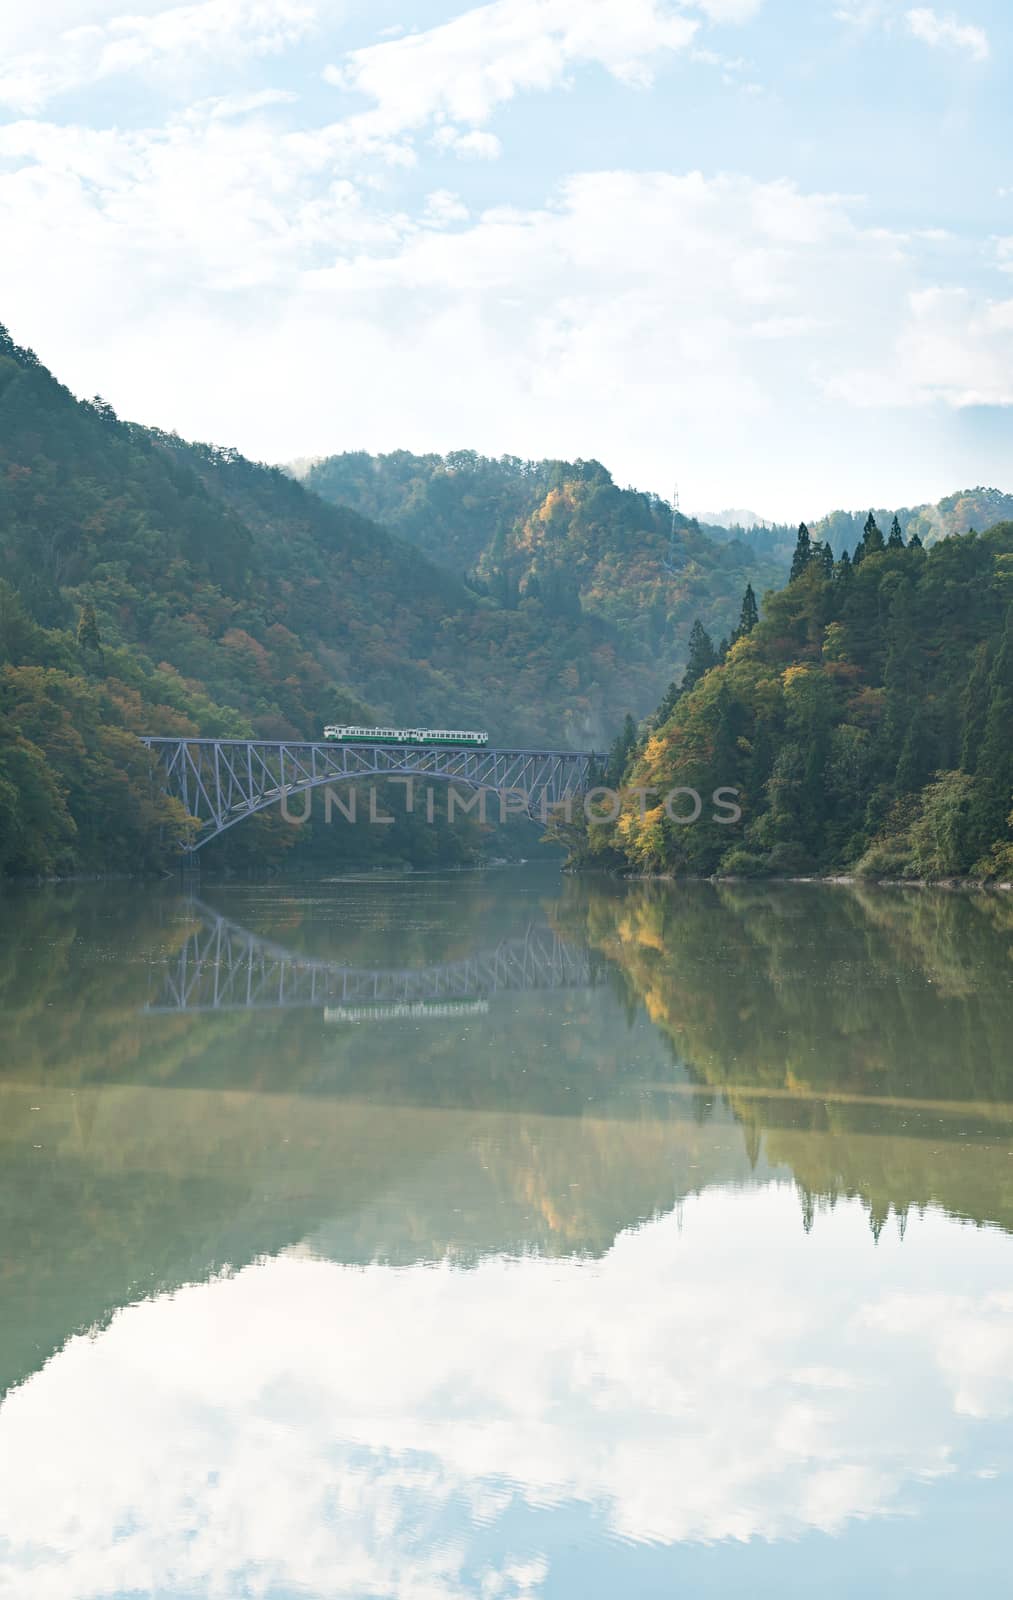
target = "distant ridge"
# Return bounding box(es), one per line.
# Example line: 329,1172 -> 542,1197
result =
694,508 -> 772,531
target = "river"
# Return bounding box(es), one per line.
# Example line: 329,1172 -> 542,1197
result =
1,868 -> 1012,1597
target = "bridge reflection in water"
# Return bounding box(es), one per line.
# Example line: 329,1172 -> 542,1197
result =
146,901 -> 601,1016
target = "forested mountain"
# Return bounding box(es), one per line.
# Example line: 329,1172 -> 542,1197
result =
0,326 -> 655,876
578,514 -> 1013,881
696,487 -> 1013,569
296,450 -> 784,671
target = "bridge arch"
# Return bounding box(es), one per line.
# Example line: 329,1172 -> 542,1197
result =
146,899 -> 601,1012
141,737 -> 595,852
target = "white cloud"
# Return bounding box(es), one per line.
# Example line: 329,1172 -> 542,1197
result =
693,0 -> 764,19
828,283 -> 1013,407
5,123 -> 1009,510
0,0 -> 321,112
0,1190 -> 1007,1597
431,124 -> 504,159
425,188 -> 471,225
323,0 -> 701,138
905,7 -> 990,61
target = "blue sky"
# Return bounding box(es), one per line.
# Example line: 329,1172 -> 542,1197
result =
1,0 -> 1011,518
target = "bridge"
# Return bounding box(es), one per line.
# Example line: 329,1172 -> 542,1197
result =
146,901 -> 601,1015
141,737 -> 595,851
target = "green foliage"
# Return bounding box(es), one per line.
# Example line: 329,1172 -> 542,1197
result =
0,327 -> 672,876
615,518 -> 1013,880
300,449 -> 785,693
789,523 -> 812,582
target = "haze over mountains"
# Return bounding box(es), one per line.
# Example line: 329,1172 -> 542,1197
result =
0,325 -> 772,875
1,317 -> 1011,881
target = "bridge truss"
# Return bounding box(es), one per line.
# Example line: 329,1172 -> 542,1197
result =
141,737 -> 595,851
147,902 -> 600,1014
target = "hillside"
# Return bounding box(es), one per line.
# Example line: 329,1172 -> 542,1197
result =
695,487 -> 1013,570
296,450 -> 784,675
577,515 -> 1013,882
0,325 -> 655,876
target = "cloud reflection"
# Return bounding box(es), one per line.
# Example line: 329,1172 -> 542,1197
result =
1,1185 -> 1012,1597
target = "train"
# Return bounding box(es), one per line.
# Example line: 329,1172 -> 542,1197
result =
322,725 -> 489,747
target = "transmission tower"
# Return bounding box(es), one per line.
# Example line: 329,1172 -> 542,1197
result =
662,482 -> 681,574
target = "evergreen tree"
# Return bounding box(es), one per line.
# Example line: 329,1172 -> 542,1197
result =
818,540 -> 834,577
908,530 -> 923,550
894,704 -> 933,795
681,619 -> 718,692
966,607 -> 1013,864
888,515 -> 905,549
836,548 -> 853,581
606,712 -> 639,785
863,512 -> 885,553
736,582 -> 759,639
655,678 -> 682,726
882,581 -> 920,770
76,602 -> 102,656
960,640 -> 992,775
852,540 -> 865,568
790,523 -> 812,582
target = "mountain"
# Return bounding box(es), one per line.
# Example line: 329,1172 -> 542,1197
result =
693,507 -> 771,530
574,516 -> 1013,882
0,325 -> 664,876
295,450 -> 785,675
811,487 -> 1013,557
697,488 -> 1013,570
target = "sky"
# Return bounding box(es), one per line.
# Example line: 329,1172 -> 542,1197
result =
1,0 -> 1012,519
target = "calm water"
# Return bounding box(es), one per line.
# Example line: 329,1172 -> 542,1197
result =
2,869 -> 1013,1598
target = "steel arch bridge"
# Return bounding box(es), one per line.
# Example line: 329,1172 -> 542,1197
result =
146,901 -> 601,1015
141,737 -> 595,851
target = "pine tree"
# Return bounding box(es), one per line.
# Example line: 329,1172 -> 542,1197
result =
819,540 -> 835,577
852,540 -> 865,568
76,602 -> 102,656
894,704 -> 933,795
655,678 -> 681,725
908,530 -> 923,550
606,712 -> 639,785
736,582 -> 759,639
790,523 -> 812,582
863,512 -> 885,553
836,548 -> 853,581
883,581 -> 921,769
966,607 -> 1013,863
888,516 -> 905,549
960,640 -> 992,775
681,619 -> 718,692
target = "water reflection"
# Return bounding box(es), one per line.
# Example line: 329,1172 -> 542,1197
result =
148,897 -> 600,1013
1,872 -> 1012,1597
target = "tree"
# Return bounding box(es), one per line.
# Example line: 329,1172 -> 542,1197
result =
790,523 -> 812,583
736,582 -> 759,639
76,602 -> 103,656
960,640 -> 992,775
681,619 -> 718,692
908,530 -> 923,550
888,516 -> 905,550
836,549 -> 853,581
966,606 -> 1013,867
606,712 -> 639,785
863,512 -> 885,554
818,540 -> 835,577
0,581 -> 38,664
